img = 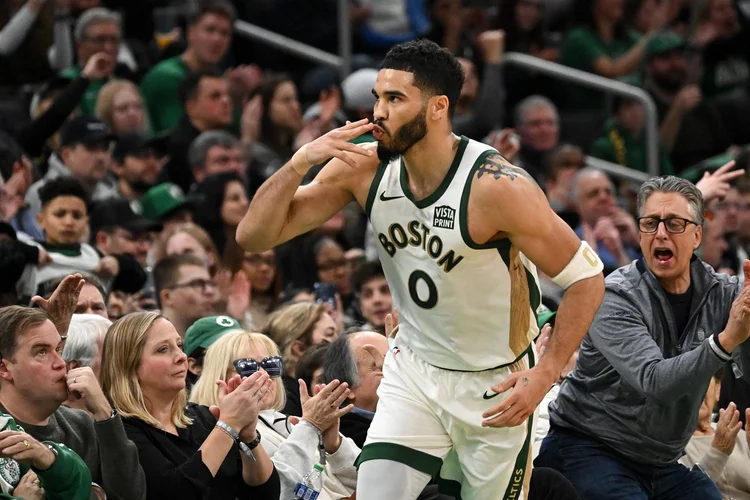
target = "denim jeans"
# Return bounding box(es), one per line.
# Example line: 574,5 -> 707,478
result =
534,427 -> 721,500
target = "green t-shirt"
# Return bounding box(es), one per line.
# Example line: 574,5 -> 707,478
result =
590,119 -> 673,175
140,55 -> 190,133
59,65 -> 104,116
559,28 -> 641,112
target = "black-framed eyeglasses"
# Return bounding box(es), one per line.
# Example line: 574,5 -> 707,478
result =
637,216 -> 699,234
170,278 -> 216,292
233,356 -> 283,378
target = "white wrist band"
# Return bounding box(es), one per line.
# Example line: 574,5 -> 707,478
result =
551,241 -> 604,290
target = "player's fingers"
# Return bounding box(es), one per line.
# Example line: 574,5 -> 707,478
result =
482,392 -> 516,419
333,140 -> 374,156
492,373 -> 519,394
332,151 -> 359,169
483,406 -> 522,427
341,118 -> 369,128
339,122 -> 376,140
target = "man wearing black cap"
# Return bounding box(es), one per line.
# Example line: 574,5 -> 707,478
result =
89,198 -> 162,271
110,133 -> 167,201
22,116 -> 118,238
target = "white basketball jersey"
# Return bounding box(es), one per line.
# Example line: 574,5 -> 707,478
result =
366,136 -> 541,371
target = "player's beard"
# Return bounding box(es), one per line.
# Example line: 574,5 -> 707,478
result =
375,107 -> 428,163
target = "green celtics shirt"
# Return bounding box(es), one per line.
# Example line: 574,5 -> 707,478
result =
140,55 -> 191,132
559,28 -> 641,112
0,413 -> 91,500
590,119 -> 673,175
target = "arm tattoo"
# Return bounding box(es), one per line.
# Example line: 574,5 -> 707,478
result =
476,154 -> 534,183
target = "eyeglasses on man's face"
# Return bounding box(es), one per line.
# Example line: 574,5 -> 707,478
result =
637,216 -> 699,234
170,278 -> 216,292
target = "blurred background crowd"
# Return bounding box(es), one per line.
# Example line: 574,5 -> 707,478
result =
0,0 -> 749,498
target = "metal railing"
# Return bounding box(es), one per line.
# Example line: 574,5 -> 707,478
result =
501,52 -> 660,178
233,0 -> 351,76
585,156 -> 651,183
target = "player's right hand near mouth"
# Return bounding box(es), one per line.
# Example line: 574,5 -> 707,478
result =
291,118 -> 375,175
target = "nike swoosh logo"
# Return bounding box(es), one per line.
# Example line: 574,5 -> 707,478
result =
380,192 -> 405,202
483,391 -> 500,400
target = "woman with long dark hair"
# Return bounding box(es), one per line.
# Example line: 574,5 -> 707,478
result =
247,75 -> 304,195
193,172 -> 249,264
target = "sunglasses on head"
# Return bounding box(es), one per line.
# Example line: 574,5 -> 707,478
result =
233,356 -> 283,379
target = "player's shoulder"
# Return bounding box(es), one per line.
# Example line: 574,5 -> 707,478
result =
471,152 -> 539,193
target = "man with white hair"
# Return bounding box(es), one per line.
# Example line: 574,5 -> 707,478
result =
63,313 -> 112,380
59,7 -> 136,114
514,95 -> 561,182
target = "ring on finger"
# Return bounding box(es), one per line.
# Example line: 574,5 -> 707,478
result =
23,440 -> 31,450
73,376 -> 77,384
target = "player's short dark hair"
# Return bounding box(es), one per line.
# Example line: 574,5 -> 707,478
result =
186,0 -> 237,26
38,177 -> 89,209
381,39 -> 464,118
351,260 -> 386,295
153,254 -> 207,308
179,69 -> 225,105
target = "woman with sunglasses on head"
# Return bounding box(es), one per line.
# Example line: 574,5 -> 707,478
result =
100,311 -> 280,500
190,330 -> 360,499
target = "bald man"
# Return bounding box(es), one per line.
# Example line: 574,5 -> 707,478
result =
324,330 -> 389,447
573,168 -> 641,273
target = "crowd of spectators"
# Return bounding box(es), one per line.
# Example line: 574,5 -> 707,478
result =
1,0 -> 750,498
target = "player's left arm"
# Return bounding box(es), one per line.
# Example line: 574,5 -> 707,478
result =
471,154 -> 605,427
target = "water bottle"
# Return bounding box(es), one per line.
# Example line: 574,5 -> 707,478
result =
293,463 -> 324,500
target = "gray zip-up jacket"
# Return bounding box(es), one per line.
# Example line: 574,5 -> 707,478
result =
549,257 -> 750,466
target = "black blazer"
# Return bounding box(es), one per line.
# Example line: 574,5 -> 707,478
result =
123,403 -> 280,500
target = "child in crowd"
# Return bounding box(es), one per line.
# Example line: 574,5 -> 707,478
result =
25,177 -> 119,294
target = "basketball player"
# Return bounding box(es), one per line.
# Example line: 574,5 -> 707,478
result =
237,39 -> 605,499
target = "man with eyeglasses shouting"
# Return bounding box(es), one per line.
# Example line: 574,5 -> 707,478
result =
152,254 -> 218,337
536,174 -> 750,500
